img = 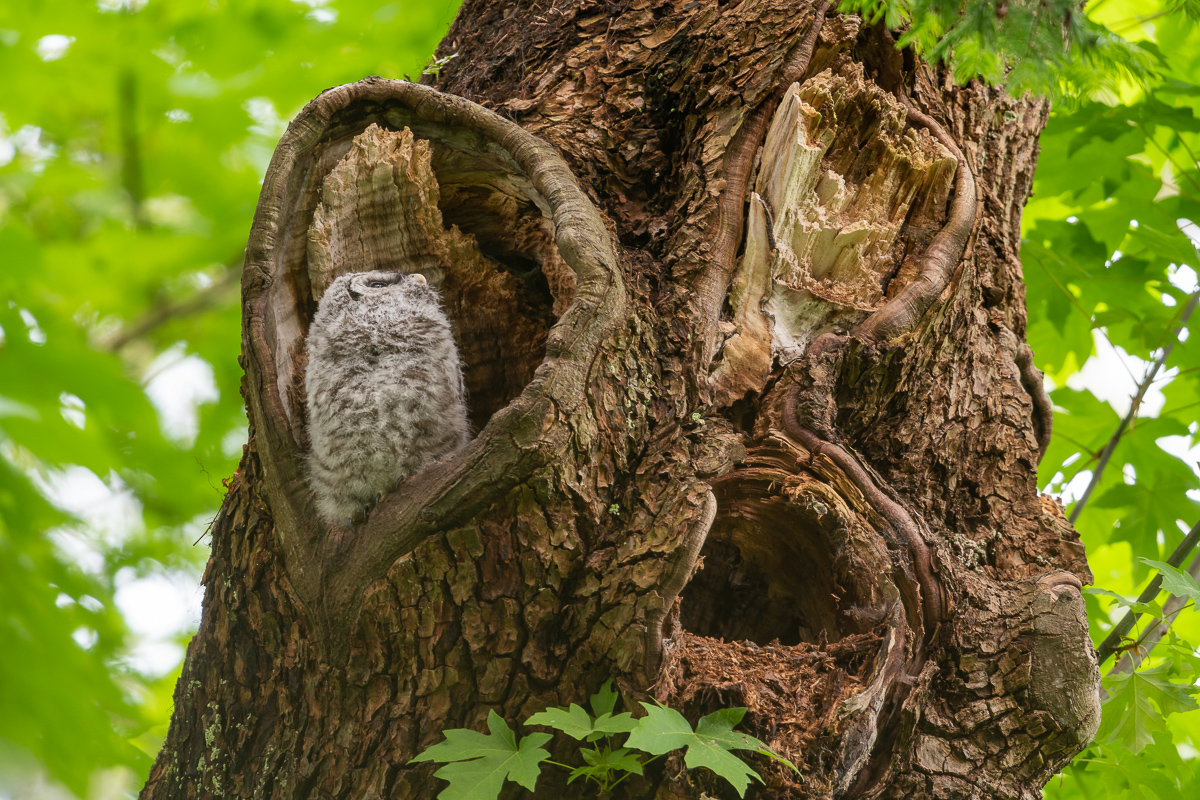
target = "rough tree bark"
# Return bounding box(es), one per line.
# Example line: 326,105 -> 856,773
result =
142,2 -> 1100,799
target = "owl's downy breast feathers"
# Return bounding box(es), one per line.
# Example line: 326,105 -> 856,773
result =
304,269 -> 470,525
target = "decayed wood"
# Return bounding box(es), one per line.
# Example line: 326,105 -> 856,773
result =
144,3 -> 1101,799
710,70 -> 955,405
692,0 -> 832,371
854,96 -> 978,344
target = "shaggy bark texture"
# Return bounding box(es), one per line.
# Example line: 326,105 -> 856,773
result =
142,2 -> 1099,799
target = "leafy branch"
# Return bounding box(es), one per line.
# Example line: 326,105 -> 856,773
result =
410,680 -> 797,799
1094,519 -> 1200,665
836,0 -> 1155,97
1104,557 -> 1200,677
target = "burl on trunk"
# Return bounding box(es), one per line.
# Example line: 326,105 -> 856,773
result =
142,2 -> 1099,799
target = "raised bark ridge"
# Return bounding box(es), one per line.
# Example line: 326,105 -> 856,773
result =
144,3 -> 1099,800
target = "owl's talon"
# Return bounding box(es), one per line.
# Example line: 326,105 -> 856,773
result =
374,492 -> 382,508
346,516 -> 355,528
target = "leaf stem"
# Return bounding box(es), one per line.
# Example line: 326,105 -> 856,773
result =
606,753 -> 661,791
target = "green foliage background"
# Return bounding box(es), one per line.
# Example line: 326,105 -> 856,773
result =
3,1 -> 1200,798
0,1 -> 461,796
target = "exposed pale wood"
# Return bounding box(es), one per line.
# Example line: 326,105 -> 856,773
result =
710,69 -> 954,405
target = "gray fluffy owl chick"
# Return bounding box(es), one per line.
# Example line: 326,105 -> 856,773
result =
305,270 -> 469,525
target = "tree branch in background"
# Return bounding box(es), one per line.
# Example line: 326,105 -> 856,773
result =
1095,519 -> 1200,666
1068,289 -> 1200,524
118,70 -> 147,229
99,267 -> 241,352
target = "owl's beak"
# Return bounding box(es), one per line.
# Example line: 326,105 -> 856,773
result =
410,273 -> 427,285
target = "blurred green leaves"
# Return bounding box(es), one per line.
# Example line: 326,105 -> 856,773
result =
1027,3 -> 1200,798
0,0 -> 458,795
838,0 -> 1156,97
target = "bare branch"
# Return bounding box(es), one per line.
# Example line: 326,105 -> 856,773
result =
99,267 -> 241,352
1068,289 -> 1200,524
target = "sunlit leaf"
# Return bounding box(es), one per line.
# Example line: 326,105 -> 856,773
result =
410,711 -> 552,800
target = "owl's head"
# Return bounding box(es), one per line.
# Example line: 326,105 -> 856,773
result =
343,270 -> 435,304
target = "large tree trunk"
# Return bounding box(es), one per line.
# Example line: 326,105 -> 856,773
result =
142,2 -> 1100,798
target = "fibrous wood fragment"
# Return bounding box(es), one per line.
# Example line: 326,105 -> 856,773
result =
711,65 -> 954,405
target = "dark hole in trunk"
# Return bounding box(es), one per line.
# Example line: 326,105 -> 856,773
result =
679,499 -> 841,646
680,539 -> 815,646
679,469 -> 885,648
435,186 -> 569,432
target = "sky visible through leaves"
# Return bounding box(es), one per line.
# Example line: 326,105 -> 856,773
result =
2,1 -> 1200,798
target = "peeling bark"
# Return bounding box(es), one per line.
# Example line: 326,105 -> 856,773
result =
143,3 -> 1099,800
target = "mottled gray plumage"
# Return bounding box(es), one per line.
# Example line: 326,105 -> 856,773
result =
305,270 -> 469,525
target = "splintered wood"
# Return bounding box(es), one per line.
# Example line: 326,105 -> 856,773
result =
711,64 -> 957,406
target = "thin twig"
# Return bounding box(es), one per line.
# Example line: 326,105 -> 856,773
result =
1068,289 -> 1200,524
1172,127 -> 1200,174
1096,518 -> 1200,666
1027,249 -> 1095,322
1025,251 -> 1134,384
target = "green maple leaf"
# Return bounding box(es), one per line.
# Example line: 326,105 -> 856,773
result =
588,678 -> 620,716
1098,665 -> 1199,754
1083,587 -> 1159,616
622,703 -> 696,754
624,704 -> 798,798
567,745 -> 645,784
526,703 -> 595,740
410,710 -> 551,800
1140,559 -> 1200,605
526,680 -> 638,742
